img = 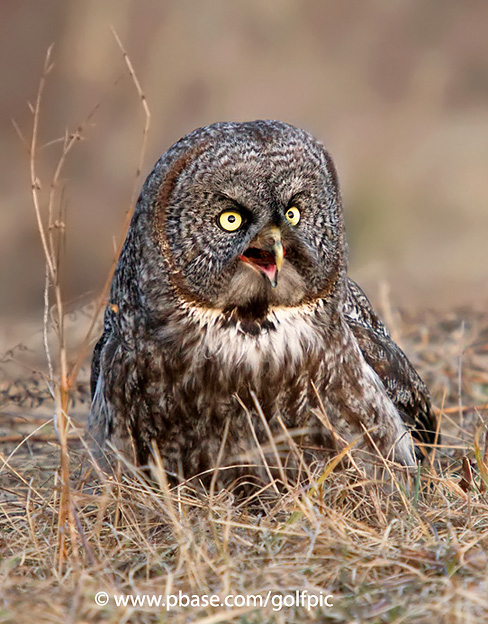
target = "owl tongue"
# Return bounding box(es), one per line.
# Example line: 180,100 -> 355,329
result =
256,261 -> 278,287
239,247 -> 278,287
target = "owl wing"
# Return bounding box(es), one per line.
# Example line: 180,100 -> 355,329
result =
344,278 -> 438,452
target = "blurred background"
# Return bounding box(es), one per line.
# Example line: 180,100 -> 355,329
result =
1,0 -> 488,351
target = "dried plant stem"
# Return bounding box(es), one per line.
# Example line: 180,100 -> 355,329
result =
111,27 -> 151,202
28,46 -> 75,566
435,402 -> 488,415
68,29 -> 151,387
29,47 -> 57,284
0,432 -> 78,444
24,35 -> 152,568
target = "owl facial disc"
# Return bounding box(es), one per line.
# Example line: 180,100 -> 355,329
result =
239,225 -> 284,288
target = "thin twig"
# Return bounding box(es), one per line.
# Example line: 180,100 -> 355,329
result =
68,29 -> 151,387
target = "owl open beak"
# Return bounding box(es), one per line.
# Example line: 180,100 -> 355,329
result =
239,225 -> 284,288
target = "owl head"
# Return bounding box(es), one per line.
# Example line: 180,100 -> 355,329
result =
135,120 -> 347,318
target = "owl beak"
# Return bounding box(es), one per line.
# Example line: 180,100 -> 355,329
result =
239,225 -> 284,288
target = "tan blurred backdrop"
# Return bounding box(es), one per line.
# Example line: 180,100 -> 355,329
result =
1,0 -> 488,346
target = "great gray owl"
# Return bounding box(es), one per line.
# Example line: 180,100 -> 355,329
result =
88,120 -> 437,487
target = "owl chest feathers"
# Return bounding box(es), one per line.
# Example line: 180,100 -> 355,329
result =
139,299 -> 414,465
92,296 -> 415,468
152,301 -> 332,390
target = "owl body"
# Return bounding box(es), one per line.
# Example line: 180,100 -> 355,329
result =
89,120 -> 436,486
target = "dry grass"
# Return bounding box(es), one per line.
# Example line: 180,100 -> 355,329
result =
1,310 -> 488,624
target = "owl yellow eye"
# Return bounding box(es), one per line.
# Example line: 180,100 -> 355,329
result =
285,206 -> 300,226
219,211 -> 243,232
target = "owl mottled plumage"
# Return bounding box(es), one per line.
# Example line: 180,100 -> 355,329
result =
88,120 -> 437,486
